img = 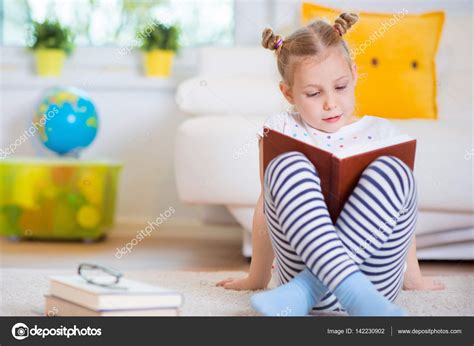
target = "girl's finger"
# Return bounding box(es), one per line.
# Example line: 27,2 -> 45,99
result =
426,277 -> 445,290
223,281 -> 238,290
216,278 -> 233,286
432,281 -> 445,290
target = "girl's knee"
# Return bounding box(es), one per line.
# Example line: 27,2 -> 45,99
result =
364,155 -> 416,193
267,151 -> 308,170
264,151 -> 318,190
370,155 -> 411,171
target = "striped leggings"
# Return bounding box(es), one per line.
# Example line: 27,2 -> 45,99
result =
263,152 -> 418,312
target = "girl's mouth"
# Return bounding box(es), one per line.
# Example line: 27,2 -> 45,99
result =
322,114 -> 343,123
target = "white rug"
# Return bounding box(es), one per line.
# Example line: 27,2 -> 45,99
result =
1,269 -> 473,316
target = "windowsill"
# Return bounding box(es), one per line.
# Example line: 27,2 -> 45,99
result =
0,68 -> 187,91
0,47 -> 198,91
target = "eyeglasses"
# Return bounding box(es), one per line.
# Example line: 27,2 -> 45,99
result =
78,263 -> 124,288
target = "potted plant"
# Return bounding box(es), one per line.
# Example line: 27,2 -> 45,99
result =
28,20 -> 75,77
140,22 -> 180,77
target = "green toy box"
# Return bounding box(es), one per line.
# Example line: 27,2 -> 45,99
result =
0,158 -> 122,241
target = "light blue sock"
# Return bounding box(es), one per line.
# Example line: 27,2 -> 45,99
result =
250,268 -> 326,316
333,271 -> 406,316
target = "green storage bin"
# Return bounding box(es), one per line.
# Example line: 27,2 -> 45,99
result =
0,158 -> 122,241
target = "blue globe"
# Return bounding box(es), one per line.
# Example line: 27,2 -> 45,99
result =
34,87 -> 99,156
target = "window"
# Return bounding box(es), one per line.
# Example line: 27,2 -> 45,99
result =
1,0 -> 234,47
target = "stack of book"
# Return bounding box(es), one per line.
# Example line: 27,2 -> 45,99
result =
45,275 -> 183,316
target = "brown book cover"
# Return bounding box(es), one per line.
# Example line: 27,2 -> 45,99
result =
262,129 -> 416,223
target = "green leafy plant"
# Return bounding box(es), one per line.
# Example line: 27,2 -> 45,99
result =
139,22 -> 180,52
29,20 -> 75,55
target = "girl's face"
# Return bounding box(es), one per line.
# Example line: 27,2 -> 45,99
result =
279,47 -> 357,133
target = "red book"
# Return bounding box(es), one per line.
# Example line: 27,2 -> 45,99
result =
262,129 -> 416,223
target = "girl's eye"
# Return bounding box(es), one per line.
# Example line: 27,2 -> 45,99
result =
307,92 -> 320,97
336,85 -> 347,90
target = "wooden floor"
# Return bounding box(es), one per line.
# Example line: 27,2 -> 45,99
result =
1,224 -> 473,275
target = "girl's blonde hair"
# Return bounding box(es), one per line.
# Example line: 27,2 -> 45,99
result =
262,13 -> 359,86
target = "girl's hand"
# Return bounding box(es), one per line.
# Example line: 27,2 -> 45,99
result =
403,238 -> 445,291
216,275 -> 270,291
403,275 -> 445,291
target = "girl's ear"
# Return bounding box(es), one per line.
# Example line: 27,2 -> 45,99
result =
279,81 -> 295,105
351,63 -> 358,86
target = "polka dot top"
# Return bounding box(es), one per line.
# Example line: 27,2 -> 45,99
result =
257,111 -> 402,154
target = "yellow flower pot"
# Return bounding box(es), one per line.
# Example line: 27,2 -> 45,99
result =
35,49 -> 66,77
143,50 -> 175,78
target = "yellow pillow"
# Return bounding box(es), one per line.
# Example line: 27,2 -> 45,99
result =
302,2 -> 444,120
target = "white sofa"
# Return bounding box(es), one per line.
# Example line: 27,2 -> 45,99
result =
175,30 -> 473,259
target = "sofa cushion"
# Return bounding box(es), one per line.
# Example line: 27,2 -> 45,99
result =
175,115 -> 264,204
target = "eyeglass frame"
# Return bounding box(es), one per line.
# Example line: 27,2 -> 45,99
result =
77,263 -> 123,287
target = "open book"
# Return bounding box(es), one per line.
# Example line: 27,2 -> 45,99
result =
262,129 -> 416,223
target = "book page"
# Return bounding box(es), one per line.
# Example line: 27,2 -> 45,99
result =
334,134 -> 413,159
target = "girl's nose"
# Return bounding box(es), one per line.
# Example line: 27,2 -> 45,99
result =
323,93 -> 337,111
323,100 -> 336,111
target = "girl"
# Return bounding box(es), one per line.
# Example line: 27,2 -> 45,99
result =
217,13 -> 444,316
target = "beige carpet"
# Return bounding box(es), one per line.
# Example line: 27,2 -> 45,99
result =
1,269 -> 473,316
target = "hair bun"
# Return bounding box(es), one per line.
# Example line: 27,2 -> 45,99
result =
261,27 -> 284,54
333,13 -> 359,35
